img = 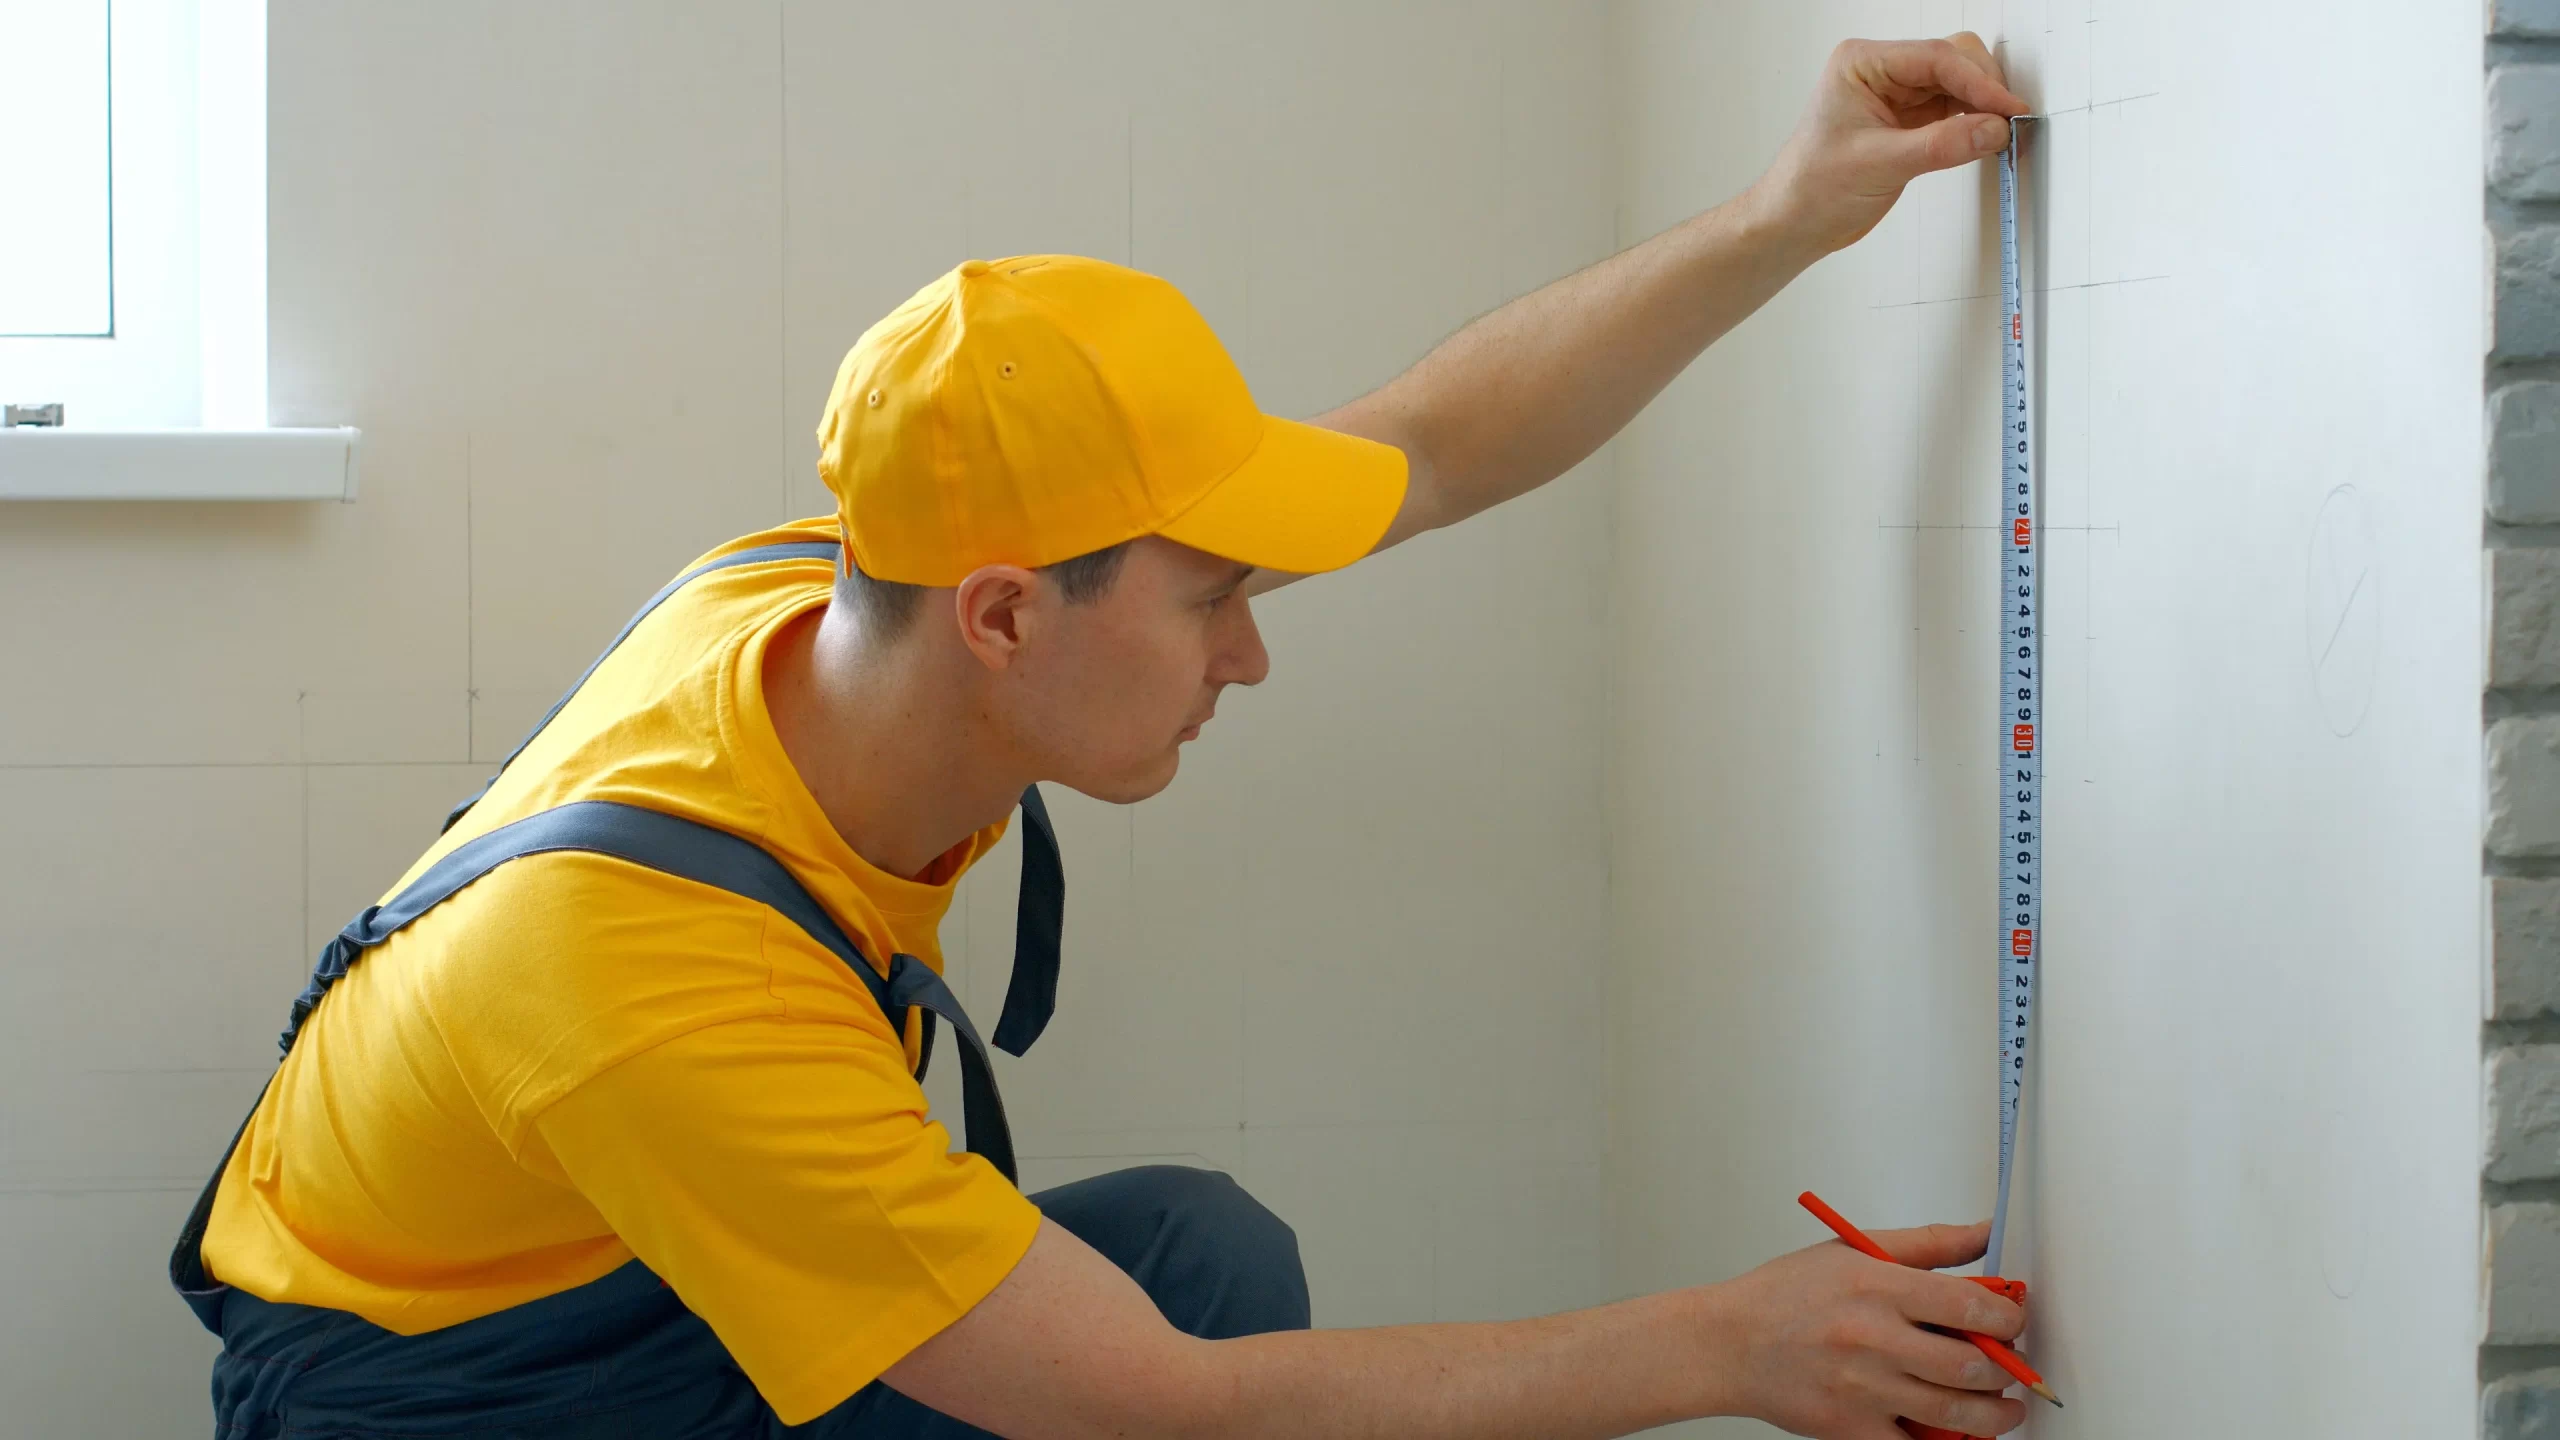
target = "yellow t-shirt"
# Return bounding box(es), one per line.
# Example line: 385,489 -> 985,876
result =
200,517 -> 1041,1425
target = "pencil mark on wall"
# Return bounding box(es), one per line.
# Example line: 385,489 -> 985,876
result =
298,690 -> 311,951
2306,485 -> 2380,737
1875,523 -> 2121,533
779,2 -> 797,530
465,433 -> 478,761
1869,273 -> 2168,312
2036,90 -> 2162,118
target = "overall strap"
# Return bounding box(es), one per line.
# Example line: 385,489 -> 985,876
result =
434,536 -> 1068,1057
996,780 -> 1063,1056
172,801 -> 1021,1328
442,540 -> 843,834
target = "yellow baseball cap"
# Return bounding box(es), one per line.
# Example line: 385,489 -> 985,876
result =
815,255 -> 1408,586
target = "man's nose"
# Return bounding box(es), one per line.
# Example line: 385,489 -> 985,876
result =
1218,600 -> 1271,687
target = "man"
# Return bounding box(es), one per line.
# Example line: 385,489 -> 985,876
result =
177,35 -> 2033,1440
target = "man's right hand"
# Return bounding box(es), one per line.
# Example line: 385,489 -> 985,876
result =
1700,1219 -> 2029,1439
883,1212 -> 2029,1440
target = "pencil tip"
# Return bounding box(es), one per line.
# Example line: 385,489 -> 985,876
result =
2029,1382 -> 2064,1407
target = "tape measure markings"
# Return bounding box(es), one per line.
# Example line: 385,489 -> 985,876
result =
1985,118 -> 2039,1281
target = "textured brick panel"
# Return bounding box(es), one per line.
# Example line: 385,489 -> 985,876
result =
2499,0 -> 2560,37
2495,879 -> 2560,1020
2495,68 -> 2560,202
2492,1046 -> 2560,1182
2491,717 -> 2560,858
2494,383 -> 2560,524
2496,549 -> 2560,687
2492,1204 -> 2560,1343
2488,1369 -> 2560,1440
2500,228 -> 2560,361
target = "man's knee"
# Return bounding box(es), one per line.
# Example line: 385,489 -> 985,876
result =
1136,1166 -> 1305,1309
1032,1165 -> 1310,1339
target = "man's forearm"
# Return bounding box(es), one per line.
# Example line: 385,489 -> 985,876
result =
1311,34 -> 2023,568
1193,1286 -> 1735,1440
888,1206 -> 2025,1440
1319,184 -> 1818,547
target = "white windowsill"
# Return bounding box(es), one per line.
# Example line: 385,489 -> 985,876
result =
0,427 -> 360,501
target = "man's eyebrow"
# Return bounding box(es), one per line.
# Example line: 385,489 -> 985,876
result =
1210,561 -> 1255,592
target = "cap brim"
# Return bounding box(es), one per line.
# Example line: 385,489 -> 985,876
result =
1152,415 -> 1408,577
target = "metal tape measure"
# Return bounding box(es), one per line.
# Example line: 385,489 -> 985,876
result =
1985,118 -> 2039,1279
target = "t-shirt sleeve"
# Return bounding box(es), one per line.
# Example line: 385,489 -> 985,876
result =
531,1014 -> 1041,1425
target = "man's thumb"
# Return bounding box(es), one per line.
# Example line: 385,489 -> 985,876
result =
1899,111 -> 2013,177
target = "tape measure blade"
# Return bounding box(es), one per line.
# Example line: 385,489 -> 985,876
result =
1986,124 -> 2040,1280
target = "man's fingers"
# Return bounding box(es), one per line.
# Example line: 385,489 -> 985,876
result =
1893,1270 -> 2026,1341
1857,36 -> 2027,118
1890,1378 -> 2030,1437
1892,109 -> 2017,176
1867,1219 -> 1992,1271
1925,32 -> 2025,114
1893,1326 -> 2017,1392
1946,30 -> 2001,77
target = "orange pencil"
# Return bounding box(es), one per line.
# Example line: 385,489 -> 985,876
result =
1796,1191 -> 2063,1408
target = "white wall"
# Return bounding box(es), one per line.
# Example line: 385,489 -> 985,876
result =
0,4 -> 1616,1433
4,3 -> 2499,1436
1609,1 -> 2483,1435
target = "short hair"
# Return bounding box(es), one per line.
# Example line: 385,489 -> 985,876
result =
836,541 -> 1134,638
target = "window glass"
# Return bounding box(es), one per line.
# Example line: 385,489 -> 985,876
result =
0,0 -> 113,337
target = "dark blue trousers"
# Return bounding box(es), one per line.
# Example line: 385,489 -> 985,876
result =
208,1166 -> 1307,1439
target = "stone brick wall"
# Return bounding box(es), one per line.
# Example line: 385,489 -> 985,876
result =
2488,3 -> 2560,1433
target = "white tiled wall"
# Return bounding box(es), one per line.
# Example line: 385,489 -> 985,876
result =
0,3 -> 1615,1432
1609,2 -> 2482,1437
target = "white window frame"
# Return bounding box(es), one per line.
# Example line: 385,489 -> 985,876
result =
0,0 -> 356,501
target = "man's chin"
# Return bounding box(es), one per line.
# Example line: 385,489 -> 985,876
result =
1064,751 -> 1182,807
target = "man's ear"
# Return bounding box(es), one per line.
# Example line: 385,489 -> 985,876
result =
952,565 -> 1042,671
